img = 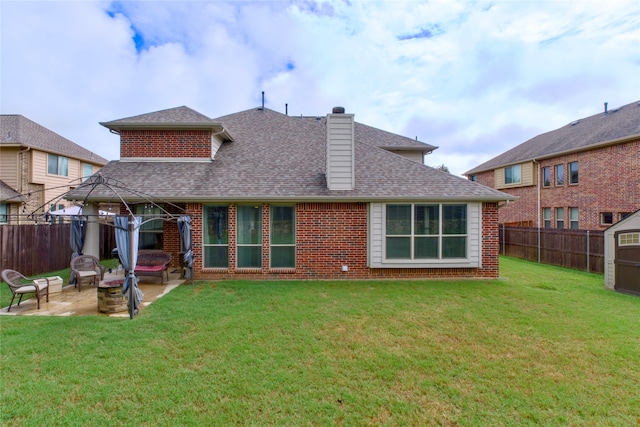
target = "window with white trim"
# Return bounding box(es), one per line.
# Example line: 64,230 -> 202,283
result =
619,233 -> 640,246
555,164 -> 564,186
569,207 -> 579,230
600,212 -> 613,226
48,154 -> 68,176
504,165 -> 521,185
542,167 -> 551,187
556,207 -> 564,229
82,163 -> 93,181
543,208 -> 551,229
385,204 -> 467,260
569,162 -> 578,185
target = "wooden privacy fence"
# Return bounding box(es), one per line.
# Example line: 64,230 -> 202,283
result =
0,223 -> 117,277
499,226 -> 604,273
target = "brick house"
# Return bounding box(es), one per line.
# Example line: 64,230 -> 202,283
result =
0,115 -> 108,224
465,101 -> 640,231
71,105 -> 514,280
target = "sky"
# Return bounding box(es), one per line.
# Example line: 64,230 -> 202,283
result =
1,0 -> 639,177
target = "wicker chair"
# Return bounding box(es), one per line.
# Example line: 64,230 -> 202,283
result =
1,269 -> 50,312
70,255 -> 105,292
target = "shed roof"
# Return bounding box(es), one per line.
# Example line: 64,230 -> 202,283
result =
466,100 -> 640,175
70,107 -> 513,203
0,115 -> 109,165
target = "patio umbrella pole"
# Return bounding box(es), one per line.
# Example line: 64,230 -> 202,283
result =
128,216 -> 135,320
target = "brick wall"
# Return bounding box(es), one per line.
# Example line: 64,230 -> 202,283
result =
120,129 -> 212,158
192,202 -> 500,280
474,139 -> 640,230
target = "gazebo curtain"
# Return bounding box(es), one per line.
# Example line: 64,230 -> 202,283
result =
115,215 -> 143,315
178,216 -> 193,281
69,217 -> 87,285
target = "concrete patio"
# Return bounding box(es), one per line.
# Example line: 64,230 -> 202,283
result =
0,269 -> 184,317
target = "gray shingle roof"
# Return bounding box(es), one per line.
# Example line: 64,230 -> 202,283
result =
295,115 -> 437,152
69,107 -> 513,203
466,100 -> 640,175
0,179 -> 27,203
0,115 -> 108,165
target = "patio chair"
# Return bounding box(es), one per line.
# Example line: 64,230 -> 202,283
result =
70,255 -> 105,292
1,269 -> 50,312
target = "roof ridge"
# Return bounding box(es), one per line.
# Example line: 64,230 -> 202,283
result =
465,99 -> 640,174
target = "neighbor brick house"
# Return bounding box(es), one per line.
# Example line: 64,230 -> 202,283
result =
465,101 -> 640,231
0,115 -> 109,224
71,105 -> 514,279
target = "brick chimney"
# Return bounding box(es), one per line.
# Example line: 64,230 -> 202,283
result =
325,106 -> 355,190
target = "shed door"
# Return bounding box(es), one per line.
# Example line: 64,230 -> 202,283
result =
614,230 -> 640,296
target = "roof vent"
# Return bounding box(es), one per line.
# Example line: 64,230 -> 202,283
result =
332,106 -> 345,114
570,120 -> 580,126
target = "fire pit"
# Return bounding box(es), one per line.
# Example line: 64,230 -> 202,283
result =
97,279 -> 127,313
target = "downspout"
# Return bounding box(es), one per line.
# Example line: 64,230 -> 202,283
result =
533,159 -> 541,263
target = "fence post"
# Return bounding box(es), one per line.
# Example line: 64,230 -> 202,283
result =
537,226 -> 541,264
586,230 -> 590,273
502,223 -> 505,255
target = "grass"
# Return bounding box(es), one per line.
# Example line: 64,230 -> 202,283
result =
1,257 -> 639,426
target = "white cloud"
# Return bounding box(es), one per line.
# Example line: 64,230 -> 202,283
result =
1,0 -> 638,176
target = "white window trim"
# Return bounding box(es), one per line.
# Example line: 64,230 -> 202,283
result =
504,165 -> 521,185
47,153 -> 69,176
619,232 -> 640,246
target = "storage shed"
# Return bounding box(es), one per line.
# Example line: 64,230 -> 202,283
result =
604,210 -> 640,295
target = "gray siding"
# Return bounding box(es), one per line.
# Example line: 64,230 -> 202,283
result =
326,113 -> 355,190
369,202 -> 482,268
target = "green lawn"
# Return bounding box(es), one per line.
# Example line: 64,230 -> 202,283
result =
1,257 -> 639,426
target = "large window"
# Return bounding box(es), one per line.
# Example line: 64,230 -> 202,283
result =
0,203 -> 7,224
270,206 -> 295,268
203,205 -> 228,268
542,167 -> 551,187
555,164 -> 564,186
504,165 -> 521,185
568,162 -> 578,185
237,205 -> 262,268
386,204 -> 467,260
569,207 -> 579,230
135,205 -> 164,250
48,154 -> 68,176
556,207 -> 564,229
82,163 -> 93,181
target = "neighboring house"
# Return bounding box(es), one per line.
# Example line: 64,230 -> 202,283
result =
465,101 -> 640,230
0,115 -> 109,224
70,105 -> 514,280
0,180 -> 27,224
604,209 -> 640,295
